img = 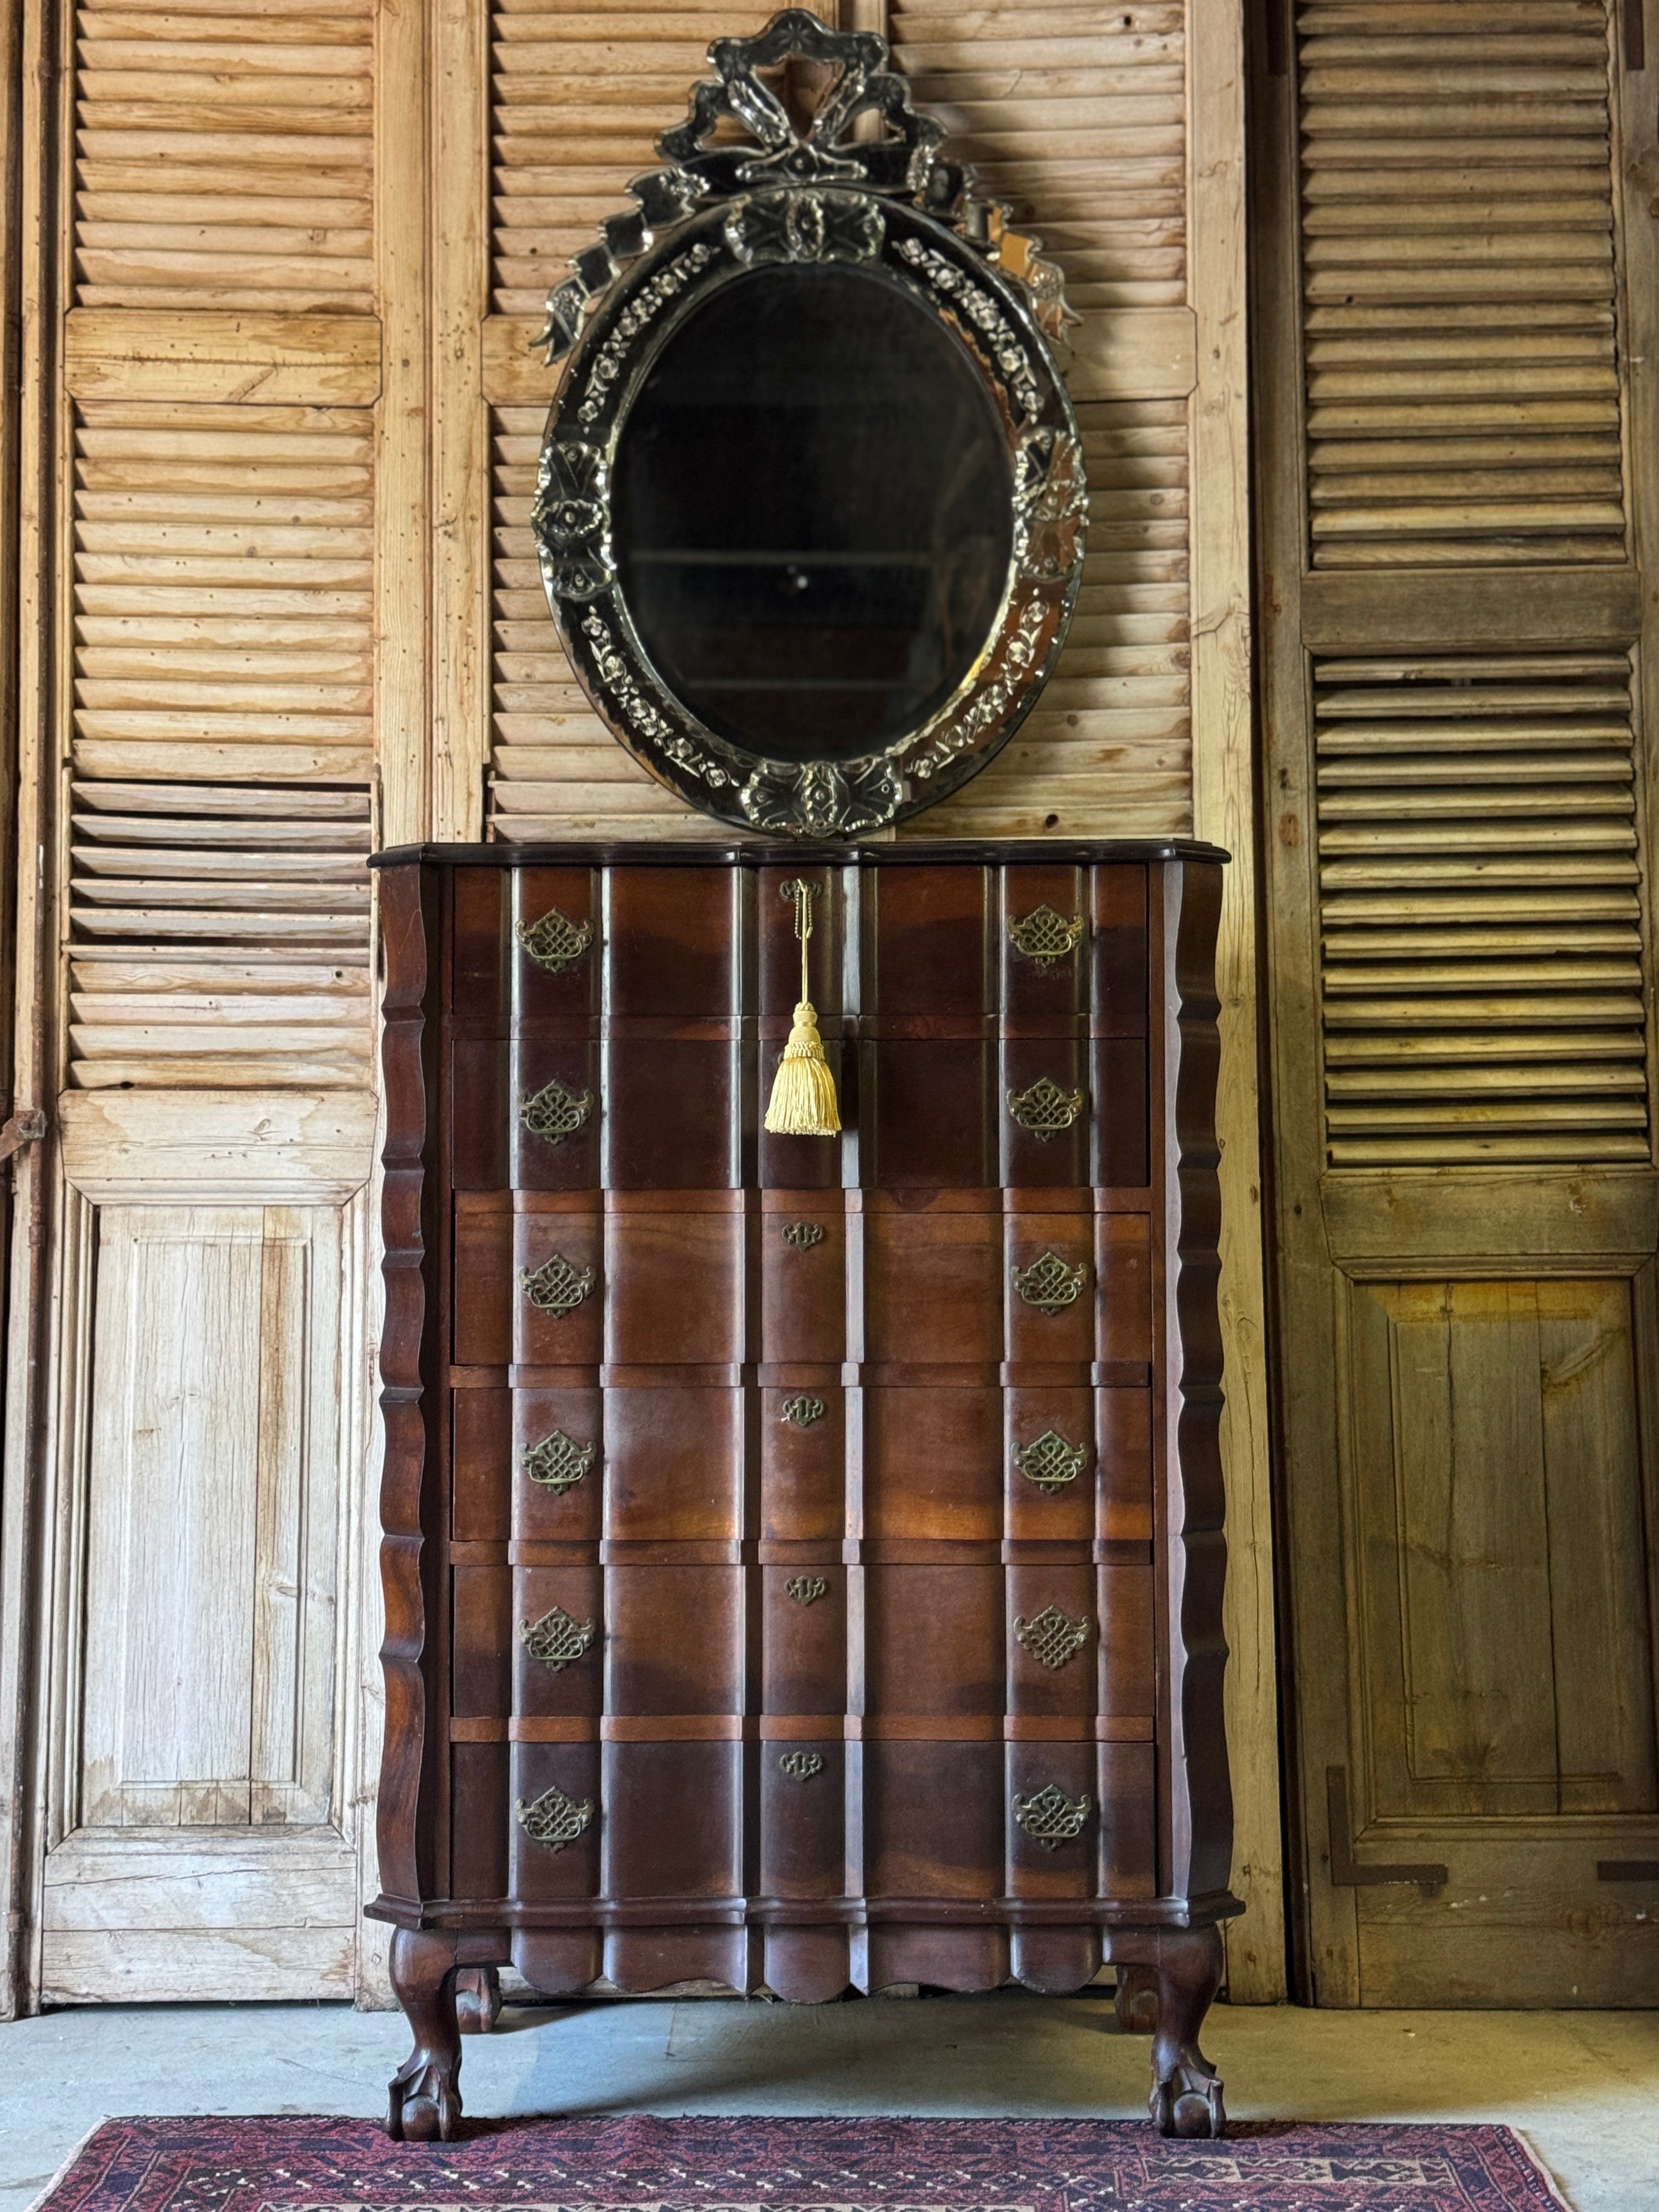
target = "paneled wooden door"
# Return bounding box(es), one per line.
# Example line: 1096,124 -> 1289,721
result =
1252,0 -> 1659,2003
0,0 -> 394,2011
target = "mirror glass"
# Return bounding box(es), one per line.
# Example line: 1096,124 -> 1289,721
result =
611,263 -> 1015,764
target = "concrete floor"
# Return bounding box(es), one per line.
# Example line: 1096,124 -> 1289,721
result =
3,1995 -> 1655,2212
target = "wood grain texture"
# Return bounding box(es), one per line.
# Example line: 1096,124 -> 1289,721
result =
1187,0 -> 1279,2002
72,0 -> 375,315
68,779 -> 373,1090
1251,0 -> 1659,2009
372,843 -> 1236,2130
375,861 -> 443,1915
1297,0 -> 1625,568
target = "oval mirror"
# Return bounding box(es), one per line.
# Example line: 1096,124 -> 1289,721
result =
531,9 -> 1086,839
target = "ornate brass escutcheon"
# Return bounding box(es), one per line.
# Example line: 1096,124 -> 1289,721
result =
519,1605 -> 596,1672
1007,1074 -> 1085,1139
515,1781 -> 594,1852
1013,1428 -> 1089,1494
782,1220 -> 826,1248
1014,1603 -> 1093,1670
1012,1249 -> 1088,1313
778,1751 -> 825,1781
1012,1781 -> 1092,1849
523,1429 -> 595,1494
520,1251 -> 596,1316
519,1075 -> 594,1145
1007,905 -> 1084,966
516,906 -> 594,974
785,1575 -> 828,1605
781,1394 -> 826,1428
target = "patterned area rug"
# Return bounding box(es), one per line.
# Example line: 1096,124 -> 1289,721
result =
35,2115 -> 1573,2212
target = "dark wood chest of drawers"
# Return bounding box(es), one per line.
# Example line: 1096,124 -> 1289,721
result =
368,839 -> 1238,2140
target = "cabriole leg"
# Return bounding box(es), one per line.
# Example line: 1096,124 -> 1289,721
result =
1114,1962 -> 1159,2033
455,1964 -> 502,2033
1147,1925 -> 1225,2139
388,1928 -> 465,2142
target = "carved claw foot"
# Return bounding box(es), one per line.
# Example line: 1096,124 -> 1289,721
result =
387,2047 -> 461,2143
1135,1924 -> 1226,2139
1150,2054 -> 1226,2139
387,1927 -> 466,2142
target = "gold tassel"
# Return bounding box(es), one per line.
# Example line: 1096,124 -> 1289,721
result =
765,879 -> 841,1137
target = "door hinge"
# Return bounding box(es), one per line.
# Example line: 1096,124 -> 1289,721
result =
0,1108 -> 48,1163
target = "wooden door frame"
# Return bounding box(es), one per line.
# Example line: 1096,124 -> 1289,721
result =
1245,0 -> 1659,2004
0,0 -> 68,2023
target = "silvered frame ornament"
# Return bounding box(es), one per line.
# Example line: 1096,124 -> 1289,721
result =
529,8 -> 1085,839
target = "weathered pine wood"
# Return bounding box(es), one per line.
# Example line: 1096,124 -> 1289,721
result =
1250,0 -> 1659,2008
1187,0 -> 1280,2005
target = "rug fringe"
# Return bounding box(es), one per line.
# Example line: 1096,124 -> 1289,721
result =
1511,2129 -> 1579,2212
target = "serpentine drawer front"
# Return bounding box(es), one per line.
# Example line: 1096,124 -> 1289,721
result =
368,838 -> 1239,2142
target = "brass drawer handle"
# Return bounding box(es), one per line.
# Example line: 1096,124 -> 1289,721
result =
781,1394 -> 826,1428
522,1429 -> 596,1494
516,906 -> 593,973
1014,1604 -> 1092,1670
1012,1250 -> 1088,1312
520,1076 -> 594,1145
1007,1074 -> 1085,1138
1007,905 -> 1084,966
778,1751 -> 824,1781
782,1220 -> 825,1248
520,1252 -> 596,1315
1012,1782 -> 1092,1848
519,1605 -> 596,1672
785,1575 -> 828,1605
515,1782 -> 593,1852
1013,1428 -> 1089,1493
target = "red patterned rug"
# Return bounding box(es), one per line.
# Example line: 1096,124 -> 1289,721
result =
35,2115 -> 1572,2212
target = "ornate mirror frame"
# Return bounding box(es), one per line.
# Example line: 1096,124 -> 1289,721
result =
530,8 -> 1088,839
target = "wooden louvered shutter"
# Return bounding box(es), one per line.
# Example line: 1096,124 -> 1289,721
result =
477,1 -> 737,838
1254,0 -> 1659,2005
17,0 -> 386,2007
887,0 -> 1192,835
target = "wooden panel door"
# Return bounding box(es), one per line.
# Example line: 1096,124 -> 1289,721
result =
1252,0 -> 1659,2003
0,0 -> 394,2012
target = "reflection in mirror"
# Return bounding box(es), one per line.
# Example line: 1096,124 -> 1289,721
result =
611,264 -> 1014,765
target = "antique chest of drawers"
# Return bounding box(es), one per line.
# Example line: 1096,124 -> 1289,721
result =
368,839 -> 1238,2140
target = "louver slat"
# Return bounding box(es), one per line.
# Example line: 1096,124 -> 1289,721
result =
487,405 -> 716,837
1315,653 -> 1650,1165
890,0 -> 1190,835
69,397 -> 375,1080
74,0 -> 374,313
490,0 -> 735,319
68,779 -> 373,1090
1299,1 -> 1625,568
73,400 -> 375,784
